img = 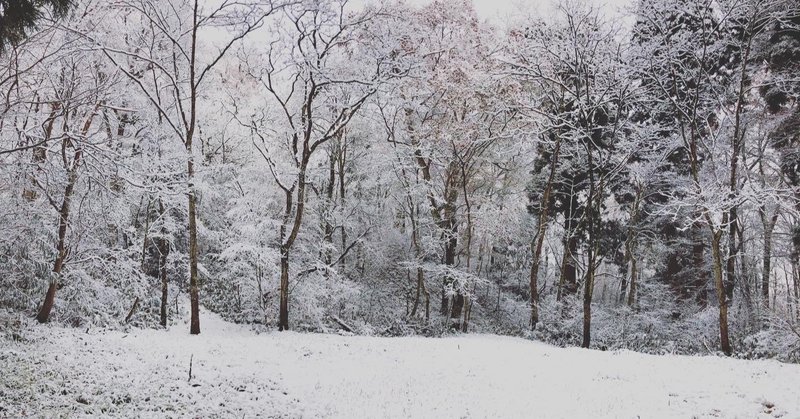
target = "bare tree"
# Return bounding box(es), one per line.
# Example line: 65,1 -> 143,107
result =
92,0 -> 282,334
239,0 -> 399,330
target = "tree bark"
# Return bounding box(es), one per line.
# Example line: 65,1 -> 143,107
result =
279,246 -> 290,331
185,0 -> 201,336
324,149 -> 336,265
760,207 -> 778,312
581,144 -> 599,349
187,163 -> 200,335
725,210 -> 738,303
158,200 -> 170,327
530,136 -> 561,329
623,187 -> 641,307
337,134 -> 348,270
723,14 -> 756,307
441,162 -> 462,322
160,246 -> 169,327
408,201 -> 430,321
445,231 -> 463,321
711,232 -> 732,355
23,103 -> 59,201
692,222 -> 708,306
36,105 -> 97,323
559,230 -> 579,298
125,297 -> 140,323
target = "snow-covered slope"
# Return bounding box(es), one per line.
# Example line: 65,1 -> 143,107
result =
1,311 -> 798,418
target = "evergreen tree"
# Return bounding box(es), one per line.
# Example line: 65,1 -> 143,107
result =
0,0 -> 73,51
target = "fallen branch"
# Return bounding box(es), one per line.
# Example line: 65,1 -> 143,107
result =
331,315 -> 354,333
124,297 -> 140,324
188,354 -> 193,382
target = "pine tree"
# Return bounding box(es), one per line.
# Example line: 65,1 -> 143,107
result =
0,0 -> 73,51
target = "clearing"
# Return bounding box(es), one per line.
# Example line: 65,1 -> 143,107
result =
1,311 -> 798,418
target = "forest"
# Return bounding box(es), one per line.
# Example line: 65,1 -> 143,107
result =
1,0 -> 800,365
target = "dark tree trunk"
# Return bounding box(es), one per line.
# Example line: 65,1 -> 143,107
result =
622,188 -> 641,307
158,236 -> 170,327
627,256 -> 638,307
338,135 -> 347,271
760,208 -> 778,312
279,247 -> 290,331
530,136 -> 561,329
125,297 -> 140,323
442,232 -> 460,318
560,232 -> 579,297
36,282 -> 58,323
581,145 -> 599,349
440,168 -> 460,320
36,105 -> 97,323
692,223 -> 708,306
410,267 -> 424,317
726,209 -> 738,302
23,103 -> 58,202
157,200 -> 170,327
186,0 -> 201,336
160,256 -> 168,327
529,253 -> 541,327
187,172 -> 200,335
324,151 -> 336,265
711,232 -> 732,355
582,287 -> 592,348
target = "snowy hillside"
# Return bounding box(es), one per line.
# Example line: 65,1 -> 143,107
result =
2,311 -> 797,418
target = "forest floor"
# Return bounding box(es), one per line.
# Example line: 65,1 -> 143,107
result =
1,310 -> 799,418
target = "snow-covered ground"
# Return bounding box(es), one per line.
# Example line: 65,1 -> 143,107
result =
2,311 -> 798,418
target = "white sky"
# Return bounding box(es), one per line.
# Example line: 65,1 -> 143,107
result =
401,0 -> 634,24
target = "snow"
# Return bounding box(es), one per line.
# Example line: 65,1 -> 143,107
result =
2,310 -> 799,418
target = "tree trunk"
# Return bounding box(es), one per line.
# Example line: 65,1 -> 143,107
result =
409,198 -> 427,321
279,246 -> 290,331
324,150 -> 336,265
410,267 -> 423,318
160,249 -> 169,327
530,137 -> 561,329
711,232 -> 732,355
274,144 -> 310,332
125,297 -> 140,323
23,103 -> 58,201
445,232 -> 464,322
157,200 -> 170,327
760,208 -> 778,312
461,296 -> 470,333
187,165 -> 200,335
723,21 -> 755,308
529,251 -> 541,328
186,0 -> 201,336
627,255 -> 638,307
338,135 -> 348,271
36,162 -> 76,323
559,232 -> 579,298
692,222 -> 708,306
36,106 -> 96,323
440,210 -> 457,316
36,282 -> 58,323
582,283 -> 592,348
440,164 -> 461,322
726,209 -> 738,303
140,199 -> 152,271
794,263 -> 800,322
623,188 -> 641,307
581,145 -> 599,349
